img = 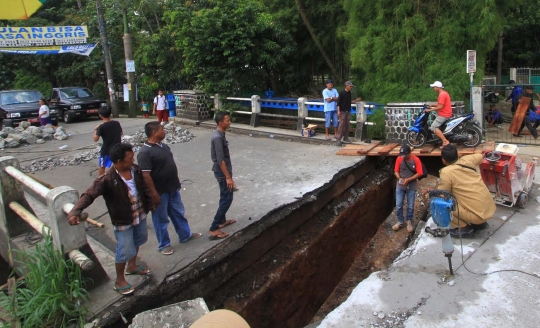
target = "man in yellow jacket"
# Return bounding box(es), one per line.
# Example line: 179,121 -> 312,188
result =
424,144 -> 496,238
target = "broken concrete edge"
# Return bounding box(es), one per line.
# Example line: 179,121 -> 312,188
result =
128,297 -> 209,328
90,156 -> 386,326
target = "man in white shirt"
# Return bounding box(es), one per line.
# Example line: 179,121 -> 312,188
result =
153,90 -> 168,125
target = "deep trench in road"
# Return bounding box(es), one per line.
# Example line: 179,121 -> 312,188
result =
110,156 -> 436,328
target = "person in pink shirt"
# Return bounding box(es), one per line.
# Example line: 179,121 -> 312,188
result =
426,81 -> 452,146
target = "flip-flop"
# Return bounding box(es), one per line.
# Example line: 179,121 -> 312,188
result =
218,219 -> 237,229
180,232 -> 203,243
126,265 -> 150,275
113,283 -> 134,295
325,137 -> 331,141
208,232 -> 229,240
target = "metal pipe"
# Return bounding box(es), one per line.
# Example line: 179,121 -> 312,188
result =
63,203 -> 105,228
233,111 -> 252,115
225,97 -> 251,101
5,166 -> 50,199
258,113 -> 295,119
8,201 -> 50,236
68,249 -> 95,271
24,173 -> 55,189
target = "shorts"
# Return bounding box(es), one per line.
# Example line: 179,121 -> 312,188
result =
113,219 -> 148,263
40,117 -> 53,126
157,109 -> 169,122
325,110 -> 339,128
98,155 -> 113,168
430,115 -> 449,132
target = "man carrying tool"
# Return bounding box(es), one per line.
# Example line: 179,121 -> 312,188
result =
423,145 -> 496,238
392,145 -> 423,233
68,143 -> 152,295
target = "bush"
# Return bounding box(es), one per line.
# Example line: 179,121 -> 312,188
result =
0,231 -> 89,328
12,70 -> 53,97
367,108 -> 386,140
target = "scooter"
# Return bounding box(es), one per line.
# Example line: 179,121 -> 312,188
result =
484,90 -> 500,104
406,104 -> 483,148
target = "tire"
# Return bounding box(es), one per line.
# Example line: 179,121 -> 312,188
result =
490,94 -> 500,103
462,125 -> 483,147
406,131 -> 426,148
63,110 -> 72,123
516,192 -> 528,209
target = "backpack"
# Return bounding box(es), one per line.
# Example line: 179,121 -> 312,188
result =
403,157 -> 428,180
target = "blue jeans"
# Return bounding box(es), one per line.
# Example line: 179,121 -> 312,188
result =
396,186 -> 415,223
210,172 -> 234,231
113,219 -> 148,263
152,189 -> 191,250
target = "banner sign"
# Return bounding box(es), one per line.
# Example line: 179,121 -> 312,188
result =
0,26 -> 88,47
0,43 -> 98,56
466,50 -> 476,74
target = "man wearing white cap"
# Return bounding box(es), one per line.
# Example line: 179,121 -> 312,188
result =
427,81 -> 452,146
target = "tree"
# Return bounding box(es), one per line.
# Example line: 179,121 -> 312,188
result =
344,0 -> 514,103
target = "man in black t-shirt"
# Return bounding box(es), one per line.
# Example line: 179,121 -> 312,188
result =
137,122 -> 201,255
336,81 -> 362,146
94,107 -> 123,176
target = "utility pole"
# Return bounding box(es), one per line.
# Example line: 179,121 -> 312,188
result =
123,9 -> 137,118
96,0 -> 119,117
496,31 -> 503,85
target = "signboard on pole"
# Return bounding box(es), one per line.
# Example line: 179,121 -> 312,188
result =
125,60 -> 135,73
0,26 -> 88,47
467,50 -> 476,73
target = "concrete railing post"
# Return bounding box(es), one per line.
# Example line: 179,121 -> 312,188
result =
0,157 -> 36,266
355,101 -> 368,141
471,86 -> 484,130
297,97 -> 308,131
250,95 -> 261,127
214,93 -> 222,111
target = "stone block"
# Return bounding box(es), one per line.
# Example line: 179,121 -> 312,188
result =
128,298 -> 209,328
19,121 -> 31,129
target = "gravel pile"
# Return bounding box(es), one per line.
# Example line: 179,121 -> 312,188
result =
21,147 -> 101,173
0,123 -> 68,149
122,122 -> 196,146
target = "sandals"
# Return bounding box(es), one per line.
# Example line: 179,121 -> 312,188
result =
218,220 -> 237,229
180,232 -> 203,243
113,283 -> 134,295
126,265 -> 150,275
209,230 -> 229,240
161,245 -> 174,255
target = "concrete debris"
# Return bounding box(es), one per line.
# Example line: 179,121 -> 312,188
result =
4,137 -> 19,148
36,139 -> 45,144
122,123 -> 195,146
54,126 -> 68,140
21,146 -> 100,173
7,133 -> 24,143
128,298 -> 209,328
0,131 -> 7,139
19,121 -> 31,129
0,124 -> 69,148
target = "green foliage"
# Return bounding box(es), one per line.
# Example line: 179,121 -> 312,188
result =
367,108 -> 386,140
167,0 -> 296,96
0,231 -> 89,328
344,0 -> 513,104
12,70 -> 53,97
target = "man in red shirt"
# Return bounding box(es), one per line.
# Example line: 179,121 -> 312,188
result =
393,145 -> 423,233
426,81 -> 452,146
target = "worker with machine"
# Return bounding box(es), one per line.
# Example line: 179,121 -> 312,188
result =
423,144 -> 496,238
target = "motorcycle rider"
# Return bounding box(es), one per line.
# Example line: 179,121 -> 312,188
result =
426,81 -> 452,146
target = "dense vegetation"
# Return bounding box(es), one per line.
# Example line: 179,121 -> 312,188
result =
1,0 -> 539,104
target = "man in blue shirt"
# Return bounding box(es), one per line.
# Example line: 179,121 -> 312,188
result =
322,79 -> 339,140
505,80 -> 522,115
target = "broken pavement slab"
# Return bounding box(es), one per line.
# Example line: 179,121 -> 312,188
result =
128,298 -> 209,328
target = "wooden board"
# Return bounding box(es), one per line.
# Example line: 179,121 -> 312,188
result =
356,141 -> 381,154
419,145 -> 436,153
508,96 -> 530,135
475,141 -> 495,154
377,143 -> 400,155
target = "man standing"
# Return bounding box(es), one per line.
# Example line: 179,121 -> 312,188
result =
138,122 -> 201,255
153,90 -> 168,125
94,106 -> 123,176
514,86 -> 539,139
336,81 -> 361,146
423,145 -> 496,238
68,143 -> 151,295
427,81 -> 452,146
505,80 -> 522,115
322,79 -> 339,141
392,145 -> 423,233
209,112 -> 237,240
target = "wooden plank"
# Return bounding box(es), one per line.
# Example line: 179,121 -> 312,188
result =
458,147 -> 476,155
377,143 -> 400,155
356,141 -> 381,154
508,97 -> 530,135
419,145 -> 436,153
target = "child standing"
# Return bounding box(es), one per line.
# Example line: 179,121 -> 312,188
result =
94,106 -> 123,176
141,100 -> 150,118
38,98 -> 53,126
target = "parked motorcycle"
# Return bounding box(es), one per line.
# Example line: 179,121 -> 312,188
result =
406,104 -> 483,148
484,90 -> 500,103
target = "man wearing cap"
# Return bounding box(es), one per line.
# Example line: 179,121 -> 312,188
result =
322,79 -> 340,141
423,144 -> 496,238
427,81 -> 452,146
393,145 -> 423,233
336,81 -> 362,146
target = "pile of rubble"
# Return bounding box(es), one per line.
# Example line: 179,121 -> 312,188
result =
122,122 -> 195,146
0,122 -> 69,149
21,147 -> 100,173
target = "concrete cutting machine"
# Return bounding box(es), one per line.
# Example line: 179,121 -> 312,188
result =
480,143 -> 537,208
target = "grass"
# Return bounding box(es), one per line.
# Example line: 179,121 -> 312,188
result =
0,230 -> 89,328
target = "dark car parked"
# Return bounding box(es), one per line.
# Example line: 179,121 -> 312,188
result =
0,90 -> 59,127
49,87 -> 107,123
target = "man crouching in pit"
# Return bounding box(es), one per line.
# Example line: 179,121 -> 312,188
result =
68,143 -> 153,295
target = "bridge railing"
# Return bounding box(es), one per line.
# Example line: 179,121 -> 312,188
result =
0,156 -> 108,286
